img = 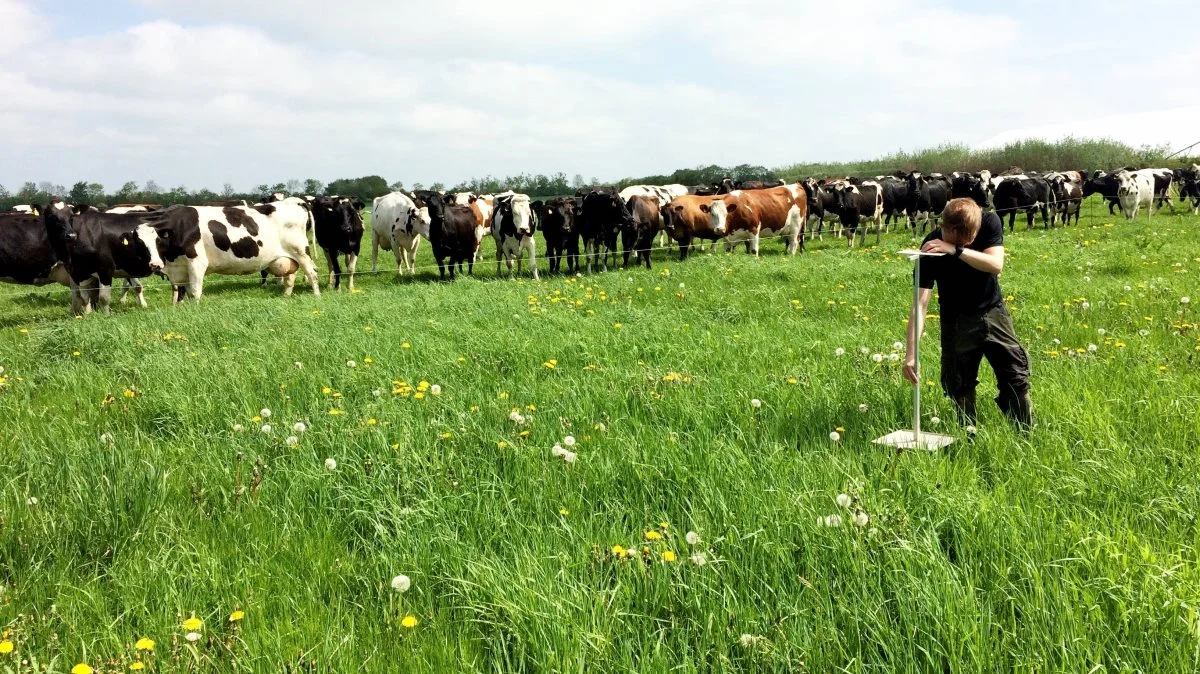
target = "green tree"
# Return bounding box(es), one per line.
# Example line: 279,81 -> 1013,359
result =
254,184 -> 269,196
116,181 -> 140,202
69,181 -> 90,205
389,180 -> 405,193
144,180 -> 161,195
221,183 -> 235,198
304,178 -> 323,195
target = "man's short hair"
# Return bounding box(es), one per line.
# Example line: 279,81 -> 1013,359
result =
942,198 -> 982,243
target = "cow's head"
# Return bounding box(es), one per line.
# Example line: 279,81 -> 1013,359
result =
405,205 -> 431,238
323,197 -> 364,235
701,197 -> 730,235
906,172 -> 923,192
494,196 -> 534,238
114,224 -> 166,276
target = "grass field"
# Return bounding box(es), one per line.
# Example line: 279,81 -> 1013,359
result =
2,201 -> 1199,673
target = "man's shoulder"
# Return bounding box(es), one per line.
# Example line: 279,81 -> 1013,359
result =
921,228 -> 942,245
977,211 -> 1004,247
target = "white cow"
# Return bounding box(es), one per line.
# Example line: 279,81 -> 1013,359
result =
371,192 -> 429,276
1115,170 -> 1155,220
153,201 -> 320,301
10,205 -> 38,215
490,192 -> 538,279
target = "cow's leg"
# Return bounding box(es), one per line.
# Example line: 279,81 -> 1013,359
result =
186,261 -> 206,301
752,228 -> 761,258
527,241 -> 538,280
346,252 -> 358,290
294,255 -> 320,296
259,270 -> 268,287
323,248 -> 338,290
126,278 -> 146,308
371,234 -> 380,273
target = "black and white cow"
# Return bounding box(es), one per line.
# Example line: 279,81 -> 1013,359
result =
372,192 -> 428,276
533,198 -> 579,275
8,205 -> 40,215
423,193 -> 476,280
803,178 -> 841,239
578,189 -> 634,272
1178,164 -> 1200,215
43,205 -> 167,314
491,193 -> 538,279
876,175 -> 910,229
1047,174 -> 1082,227
0,210 -> 71,287
1082,171 -> 1121,214
828,181 -> 884,247
950,173 -> 990,208
311,195 -> 365,290
992,176 -> 1053,231
149,202 -> 320,302
905,172 -> 952,233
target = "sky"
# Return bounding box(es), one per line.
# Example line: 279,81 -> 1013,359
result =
3,0 -> 1199,192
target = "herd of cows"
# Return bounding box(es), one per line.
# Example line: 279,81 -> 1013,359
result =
2,164 -> 1198,316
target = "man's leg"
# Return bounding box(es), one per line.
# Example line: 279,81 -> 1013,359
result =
940,315 -> 986,425
982,305 -> 1034,429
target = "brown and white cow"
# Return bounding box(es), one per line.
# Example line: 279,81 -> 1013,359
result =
661,195 -> 722,261
705,185 -> 808,256
451,192 -> 495,261
150,201 -> 320,302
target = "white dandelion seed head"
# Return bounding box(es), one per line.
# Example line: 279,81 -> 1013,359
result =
184,632 -> 201,643
232,424 -> 244,433
99,432 -> 114,444
1081,301 -> 1090,309
509,411 -> 524,424
750,398 -> 762,409
286,435 -> 299,447
563,435 -> 576,447
260,408 -> 272,419
690,552 -> 708,566
966,425 -> 977,434
739,634 -> 757,647
373,389 -> 382,397
859,346 -> 869,355
871,353 -> 884,363
596,422 -> 607,433
888,353 -> 900,362
892,341 -> 903,351
1052,338 -> 1061,345
678,282 -> 685,289
825,514 -> 843,527
829,431 -> 841,442
430,384 -> 441,395
1139,329 -> 1150,337
859,403 -> 869,413
1087,344 -> 1097,352
563,451 -> 577,464
1083,275 -> 1091,282
816,515 -> 826,526
26,496 -> 37,506
324,457 -> 337,471
1183,296 -> 1191,305
260,424 -> 272,434
834,347 -> 846,357
1097,328 -> 1106,335
836,493 -> 852,508
391,574 -> 411,593
346,360 -> 356,368
1124,285 -> 1132,292
551,444 -> 566,457
854,511 -> 869,527
292,421 -> 307,433
1075,266 -> 1082,271
930,416 -> 940,426
294,361 -> 303,369
685,531 -> 700,545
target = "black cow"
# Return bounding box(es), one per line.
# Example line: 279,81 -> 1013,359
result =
533,198 -> 579,274
1047,174 -> 1082,227
687,184 -> 720,196
732,179 -> 785,190
578,190 -> 634,272
424,193 -> 475,280
950,173 -> 989,208
1082,171 -> 1121,215
311,196 -> 365,290
1178,166 -> 1200,215
43,207 -> 167,315
993,176 -> 1053,231
0,211 -> 70,287
802,179 -> 841,239
905,172 -> 952,233
878,176 -> 911,228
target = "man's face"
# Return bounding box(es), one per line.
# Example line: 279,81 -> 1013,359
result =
943,227 -> 978,247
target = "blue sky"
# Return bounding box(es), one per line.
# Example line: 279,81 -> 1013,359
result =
3,0 -> 1198,193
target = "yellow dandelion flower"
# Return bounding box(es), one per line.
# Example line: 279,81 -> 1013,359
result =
328,409 -> 345,416
401,615 -> 418,629
836,426 -> 845,432
367,418 -> 378,426
559,508 -> 569,516
470,405 -> 480,413
123,388 -> 136,398
181,617 -> 202,631
229,610 -> 245,622
402,342 -> 412,349
499,392 -> 509,399
613,323 -> 622,329
322,386 -> 332,395
332,392 -> 343,399
134,637 -> 155,651
102,393 -> 116,406
363,357 -> 373,364
71,664 -> 93,674
543,361 -> 556,369
526,404 -> 537,411
439,432 -> 453,439
497,441 -> 508,448
414,392 -> 426,400
659,522 -> 669,530
129,663 -> 145,671
787,377 -> 798,385
251,415 -> 262,422
18,328 -> 28,334
612,545 -> 626,556
417,381 -> 430,391
518,430 -> 530,438
0,640 -> 12,654
662,550 -> 677,562
645,530 -> 663,541
72,351 -> 81,357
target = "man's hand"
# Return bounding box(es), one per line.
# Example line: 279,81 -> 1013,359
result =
902,355 -> 919,384
921,238 -> 956,255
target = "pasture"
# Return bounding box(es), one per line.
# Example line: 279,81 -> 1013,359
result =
1,200 -> 1198,672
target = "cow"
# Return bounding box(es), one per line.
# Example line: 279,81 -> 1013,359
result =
1139,168 -> 1177,213
992,176 -> 1053,231
42,205 -> 167,315
1082,171 -> 1121,215
0,210 -> 71,287
409,190 -> 445,207
533,198 -> 579,275
905,172 -> 952,233
661,195 -> 722,261
619,184 -> 687,249
423,193 -> 476,280
1178,164 -> 1200,215
687,184 -> 721,196
310,195 -> 365,290
802,178 -> 842,239
625,194 -> 662,268
578,189 -> 634,272
828,181 -> 884,247
148,202 -> 320,302
1115,170 -> 1155,220
455,193 -> 495,262
950,173 -> 990,209
106,204 -> 163,214
491,193 -> 538,280
706,185 -> 808,256
876,175 -> 911,228
9,205 -> 39,215
371,192 -> 428,276
1047,174 -> 1082,227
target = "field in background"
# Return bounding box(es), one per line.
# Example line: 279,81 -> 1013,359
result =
1,200 -> 1198,672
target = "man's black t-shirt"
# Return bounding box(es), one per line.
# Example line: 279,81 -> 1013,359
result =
917,211 -> 1005,316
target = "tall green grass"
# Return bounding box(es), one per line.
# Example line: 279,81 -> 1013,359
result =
1,199 -> 1198,672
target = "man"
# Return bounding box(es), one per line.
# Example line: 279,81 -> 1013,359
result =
903,198 -> 1033,429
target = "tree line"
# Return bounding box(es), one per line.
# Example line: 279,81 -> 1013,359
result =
3,137 -> 1194,212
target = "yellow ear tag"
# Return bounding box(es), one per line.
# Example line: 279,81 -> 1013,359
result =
122,239 -> 129,245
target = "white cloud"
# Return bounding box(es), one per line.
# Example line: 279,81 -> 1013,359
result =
0,0 -> 40,56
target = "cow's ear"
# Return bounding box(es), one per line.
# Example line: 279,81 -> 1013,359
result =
119,233 -> 132,246
699,203 -> 710,213
71,204 -> 86,215
727,203 -> 738,213
353,199 -> 365,210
